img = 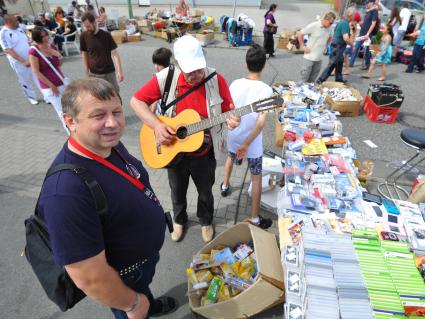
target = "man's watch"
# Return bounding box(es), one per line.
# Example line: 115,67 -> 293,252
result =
124,292 -> 140,313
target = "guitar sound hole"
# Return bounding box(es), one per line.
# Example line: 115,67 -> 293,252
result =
176,126 -> 188,140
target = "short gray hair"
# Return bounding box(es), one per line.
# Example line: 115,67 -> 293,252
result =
324,12 -> 336,21
62,78 -> 121,117
345,7 -> 356,18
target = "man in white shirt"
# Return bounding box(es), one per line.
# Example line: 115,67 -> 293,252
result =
297,12 -> 336,83
0,15 -> 39,105
221,44 -> 273,230
394,2 -> 411,48
67,1 -> 77,16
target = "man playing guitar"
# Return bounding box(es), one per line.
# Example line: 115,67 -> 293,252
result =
130,35 -> 240,243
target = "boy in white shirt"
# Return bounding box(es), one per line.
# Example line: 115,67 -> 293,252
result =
220,44 -> 273,229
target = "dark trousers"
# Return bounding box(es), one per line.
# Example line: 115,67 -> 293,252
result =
111,253 -> 160,319
350,39 -> 371,67
54,34 -> 64,51
263,31 -> 275,55
167,148 -> 216,226
317,42 -> 346,83
406,44 -> 425,72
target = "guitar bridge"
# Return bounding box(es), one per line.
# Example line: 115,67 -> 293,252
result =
156,143 -> 162,155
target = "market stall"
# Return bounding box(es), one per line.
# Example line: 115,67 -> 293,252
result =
185,80 -> 425,319
274,82 -> 425,319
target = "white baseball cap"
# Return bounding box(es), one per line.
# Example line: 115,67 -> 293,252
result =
173,35 -> 206,73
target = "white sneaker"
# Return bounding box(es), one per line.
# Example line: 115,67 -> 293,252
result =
28,98 -> 39,105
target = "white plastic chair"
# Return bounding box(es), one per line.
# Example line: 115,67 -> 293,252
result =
63,31 -> 80,56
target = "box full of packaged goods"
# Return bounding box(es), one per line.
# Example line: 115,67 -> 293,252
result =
187,223 -> 284,319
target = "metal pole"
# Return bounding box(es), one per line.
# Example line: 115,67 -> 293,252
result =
127,0 -> 133,18
28,0 -> 35,17
232,0 -> 236,18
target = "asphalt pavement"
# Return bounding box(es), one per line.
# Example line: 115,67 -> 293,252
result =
0,26 -> 424,319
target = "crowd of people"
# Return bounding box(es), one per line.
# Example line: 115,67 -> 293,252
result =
292,0 -> 425,84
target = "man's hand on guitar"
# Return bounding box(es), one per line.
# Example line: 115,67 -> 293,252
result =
154,122 -> 176,145
226,113 -> 240,131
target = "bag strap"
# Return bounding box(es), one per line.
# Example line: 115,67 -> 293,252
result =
35,163 -> 108,220
161,69 -> 217,115
159,64 -> 175,115
31,45 -> 65,83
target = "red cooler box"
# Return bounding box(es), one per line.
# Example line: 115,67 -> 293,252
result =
363,95 -> 400,124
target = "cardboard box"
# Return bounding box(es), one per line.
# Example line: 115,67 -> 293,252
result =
323,82 -> 363,117
196,32 -> 214,46
111,30 -> 127,44
154,31 -> 162,38
137,19 -> 148,27
189,223 -> 284,319
127,33 -> 142,42
277,37 -> 289,49
286,42 -> 303,54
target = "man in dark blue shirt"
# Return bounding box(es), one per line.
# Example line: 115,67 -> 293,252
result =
349,0 -> 379,69
38,78 -> 177,318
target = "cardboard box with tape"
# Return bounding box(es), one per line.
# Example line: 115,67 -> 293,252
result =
188,223 -> 284,319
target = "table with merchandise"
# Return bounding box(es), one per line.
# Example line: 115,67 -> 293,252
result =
274,82 -> 425,319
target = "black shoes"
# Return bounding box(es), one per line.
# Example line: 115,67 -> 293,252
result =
150,296 -> 178,317
220,183 -> 231,197
250,215 -> 273,230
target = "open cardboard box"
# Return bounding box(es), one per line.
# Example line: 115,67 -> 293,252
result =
189,223 -> 284,319
321,82 -> 363,117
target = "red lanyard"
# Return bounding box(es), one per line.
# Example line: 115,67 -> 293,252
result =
68,137 -> 145,191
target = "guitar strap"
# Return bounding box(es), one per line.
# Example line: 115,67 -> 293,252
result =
160,67 -> 217,116
160,64 -> 175,115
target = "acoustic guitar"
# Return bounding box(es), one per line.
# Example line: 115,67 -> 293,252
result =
139,94 -> 284,169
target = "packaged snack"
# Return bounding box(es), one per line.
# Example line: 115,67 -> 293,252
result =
210,266 -> 222,276
186,268 -> 198,286
233,244 -> 253,261
218,284 -> 231,302
231,261 -> 244,275
220,263 -> 236,277
224,276 -> 252,291
205,277 -> 224,305
240,256 -> 255,270
239,268 -> 255,282
213,247 -> 236,265
196,270 -> 213,284
192,259 -> 217,271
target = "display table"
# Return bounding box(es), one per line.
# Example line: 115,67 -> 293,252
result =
274,82 -> 425,319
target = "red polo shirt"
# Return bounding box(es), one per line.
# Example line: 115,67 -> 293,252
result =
133,72 -> 234,118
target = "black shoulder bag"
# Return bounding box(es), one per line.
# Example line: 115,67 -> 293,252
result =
24,164 -> 108,312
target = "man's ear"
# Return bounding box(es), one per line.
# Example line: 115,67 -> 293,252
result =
64,113 -> 77,132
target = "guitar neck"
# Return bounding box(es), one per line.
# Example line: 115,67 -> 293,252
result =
186,104 -> 254,135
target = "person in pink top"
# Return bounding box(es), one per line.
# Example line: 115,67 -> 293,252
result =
29,26 -> 69,133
